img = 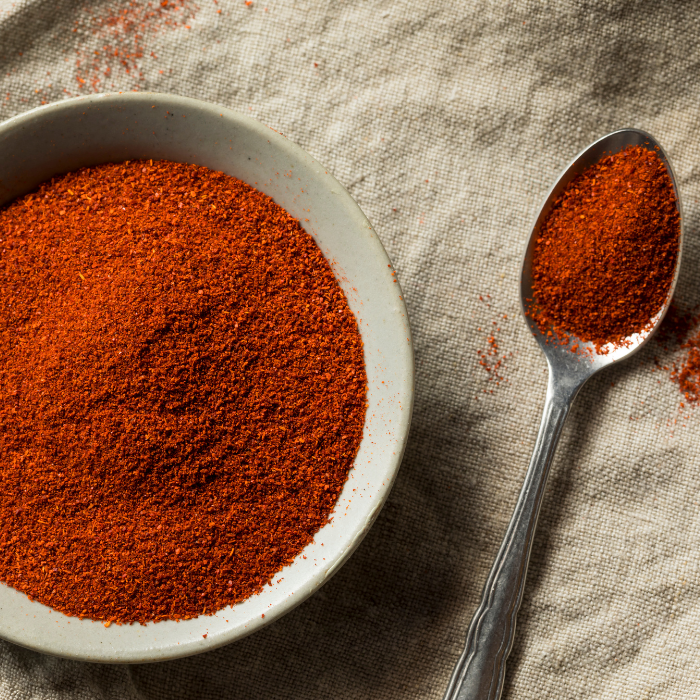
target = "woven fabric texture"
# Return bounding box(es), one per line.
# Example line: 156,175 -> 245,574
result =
1,0 -> 699,698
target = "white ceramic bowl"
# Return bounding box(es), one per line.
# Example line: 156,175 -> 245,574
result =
0,93 -> 413,662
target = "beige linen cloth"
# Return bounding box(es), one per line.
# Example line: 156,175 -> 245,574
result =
0,0 -> 699,697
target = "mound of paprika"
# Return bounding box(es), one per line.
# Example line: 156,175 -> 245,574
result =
0,160 -> 367,624
531,145 -> 680,349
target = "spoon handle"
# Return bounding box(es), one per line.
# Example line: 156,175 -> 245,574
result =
443,370 -> 582,700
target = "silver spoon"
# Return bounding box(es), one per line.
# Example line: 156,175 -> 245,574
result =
443,129 -> 684,700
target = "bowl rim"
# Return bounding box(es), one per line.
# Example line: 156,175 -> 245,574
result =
0,92 -> 415,662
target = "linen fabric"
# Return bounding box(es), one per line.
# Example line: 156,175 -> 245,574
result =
0,1 -> 699,698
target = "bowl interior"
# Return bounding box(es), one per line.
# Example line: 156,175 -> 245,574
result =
0,93 -> 413,662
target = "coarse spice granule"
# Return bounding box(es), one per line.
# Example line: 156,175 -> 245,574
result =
0,159 -> 367,624
530,145 -> 680,349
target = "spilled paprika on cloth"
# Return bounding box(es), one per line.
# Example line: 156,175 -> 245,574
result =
0,160 -> 367,624
530,145 -> 680,349
667,310 -> 700,404
673,338 -> 700,404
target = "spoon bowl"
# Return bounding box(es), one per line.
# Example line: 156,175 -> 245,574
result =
444,128 -> 683,700
521,128 -> 684,374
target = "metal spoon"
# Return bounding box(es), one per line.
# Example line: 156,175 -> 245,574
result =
443,128 -> 683,700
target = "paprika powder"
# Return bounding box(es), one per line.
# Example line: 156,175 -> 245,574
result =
662,304 -> 700,406
672,334 -> 700,405
0,159 -> 367,624
531,145 -> 680,349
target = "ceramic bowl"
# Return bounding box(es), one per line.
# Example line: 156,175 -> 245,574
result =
0,93 -> 414,662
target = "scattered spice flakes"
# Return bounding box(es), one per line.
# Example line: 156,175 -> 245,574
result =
657,303 -> 700,406
530,145 -> 680,351
475,295 -> 513,396
0,159 -> 367,624
673,338 -> 700,404
645,301 -> 700,413
72,0 -> 199,93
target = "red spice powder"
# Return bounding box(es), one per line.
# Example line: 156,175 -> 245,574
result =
643,302 -> 700,411
658,304 -> 700,405
474,295 -> 513,396
0,160 -> 367,624
531,145 -> 680,349
73,0 -> 198,93
673,339 -> 700,404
